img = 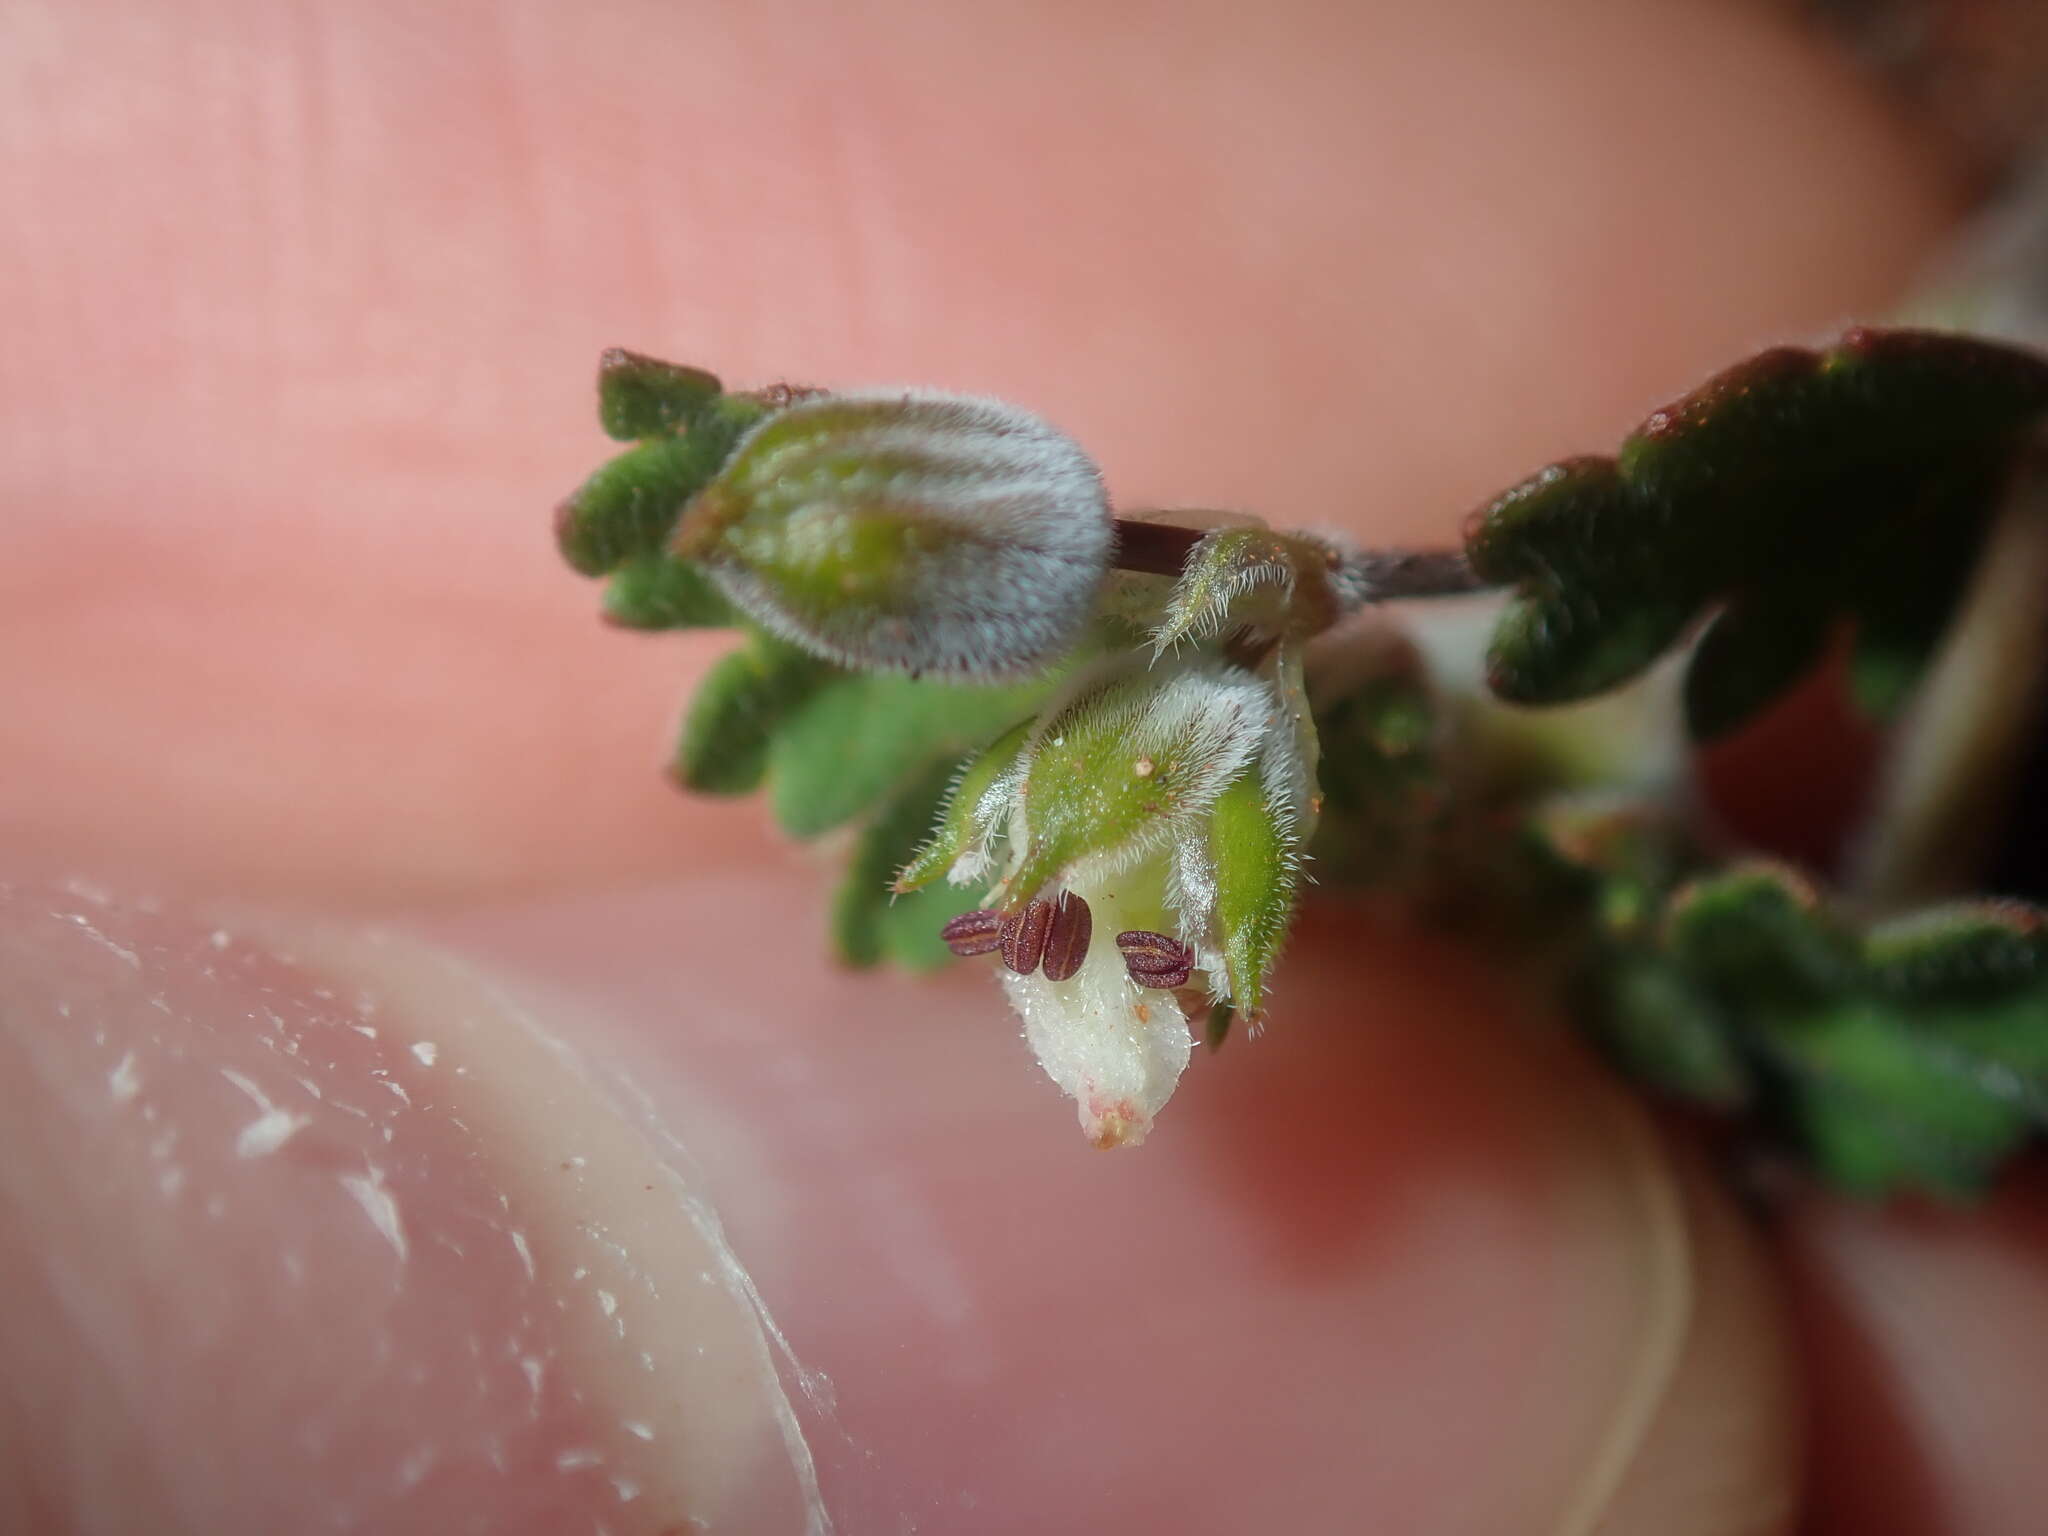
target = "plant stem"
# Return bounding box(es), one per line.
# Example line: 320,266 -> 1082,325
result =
1110,517 -> 1490,601
1340,548 -> 1490,601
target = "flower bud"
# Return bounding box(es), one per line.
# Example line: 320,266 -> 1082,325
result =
672,391 -> 1113,679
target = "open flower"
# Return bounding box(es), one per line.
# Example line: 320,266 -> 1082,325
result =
904,652 -> 1311,1145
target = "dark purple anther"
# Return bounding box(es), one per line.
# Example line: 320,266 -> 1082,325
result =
1039,893 -> 1093,982
940,909 -> 1004,958
1115,930 -> 1195,990
1000,899 -> 1054,975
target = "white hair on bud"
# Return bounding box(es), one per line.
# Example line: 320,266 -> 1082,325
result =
701,390 -> 1114,679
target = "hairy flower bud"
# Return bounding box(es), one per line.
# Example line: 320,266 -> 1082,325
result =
671,391 -> 1114,678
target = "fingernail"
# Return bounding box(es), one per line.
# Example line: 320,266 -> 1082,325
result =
0,876 -> 821,1532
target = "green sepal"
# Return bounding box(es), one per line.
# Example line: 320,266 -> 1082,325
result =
832,760 -> 988,971
1150,527 -> 1324,653
1683,593 -> 1831,741
1206,766 -> 1299,1016
598,349 -> 724,441
556,396 -> 768,577
1003,663 -> 1264,908
602,554 -> 737,630
672,634 -> 831,795
894,717 -> 1035,893
767,674 -> 1047,841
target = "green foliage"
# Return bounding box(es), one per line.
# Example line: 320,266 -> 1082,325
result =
767,671 -> 1045,840
558,334 -> 2048,1182
602,554 -> 737,630
1557,842 -> 2048,1197
555,395 -> 768,576
832,760 -> 990,971
672,634 -> 831,795
1467,329 -> 2048,737
597,349 -> 724,441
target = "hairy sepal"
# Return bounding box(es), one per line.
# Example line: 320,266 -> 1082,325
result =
673,391 -> 1113,679
1002,657 -> 1271,909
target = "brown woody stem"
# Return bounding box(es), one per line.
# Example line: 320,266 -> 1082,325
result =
1111,516 -> 1491,602
1342,548 -> 1491,601
1110,518 -> 1204,575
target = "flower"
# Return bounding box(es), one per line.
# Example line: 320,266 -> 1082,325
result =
909,652 -> 1311,1145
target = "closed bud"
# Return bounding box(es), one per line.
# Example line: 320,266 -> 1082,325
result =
671,391 -> 1113,678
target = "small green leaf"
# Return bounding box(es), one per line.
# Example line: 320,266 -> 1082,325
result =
557,397 -> 767,577
1615,346 -> 1825,508
768,673 -> 1046,841
598,349 -> 723,440
1464,457 -> 1641,587
1762,1003 -> 2032,1196
673,635 -> 831,795
602,554 -> 737,630
1663,863 -> 1848,1002
1592,957 -> 1749,1108
832,760 -> 986,970
1205,765 -> 1299,1016
1863,902 -> 2046,1002
1684,593 -> 1832,741
1486,586 -> 1692,706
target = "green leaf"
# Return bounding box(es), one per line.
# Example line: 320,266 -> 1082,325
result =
602,554 -> 737,630
1592,957 -> 1749,1108
1863,902 -> 2047,1003
1663,864 -> 1848,1004
673,635 -> 831,795
1761,1003 -> 2032,1196
832,760 -> 987,970
768,673 -> 1046,841
597,349 -> 723,440
1205,765 -> 1300,1016
555,396 -> 767,577
1683,593 -> 1832,741
1485,586 -> 1692,706
1464,328 -> 2048,725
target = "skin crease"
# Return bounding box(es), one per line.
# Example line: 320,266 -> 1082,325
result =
2,0 -> 2045,1532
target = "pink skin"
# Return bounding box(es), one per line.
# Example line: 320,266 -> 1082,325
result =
3,1 -> 2043,1531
